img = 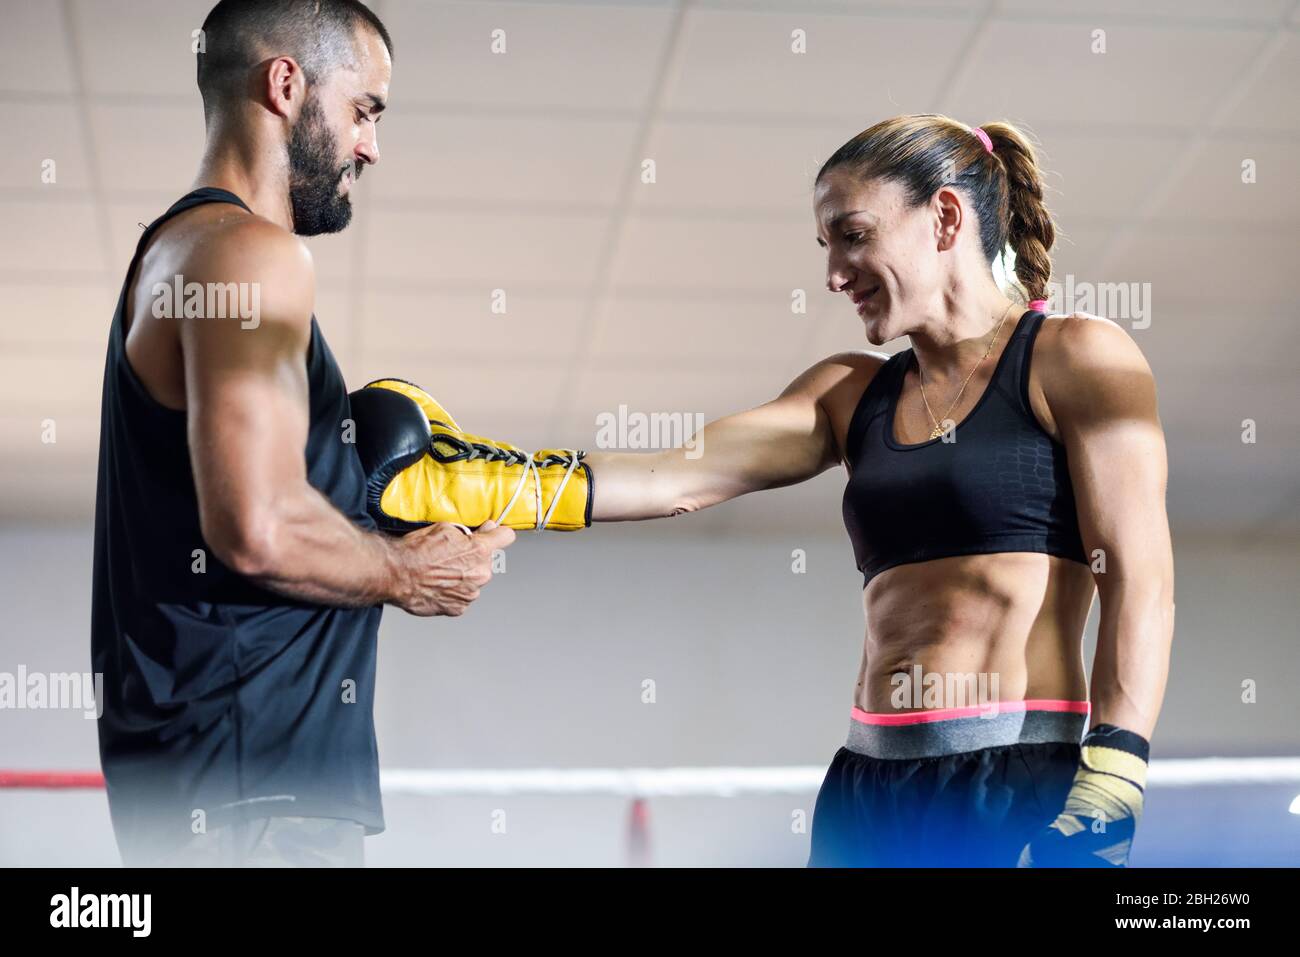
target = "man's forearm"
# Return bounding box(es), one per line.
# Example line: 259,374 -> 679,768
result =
210,483 -> 404,608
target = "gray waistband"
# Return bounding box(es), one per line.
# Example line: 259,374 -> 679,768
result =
846,708 -> 1086,760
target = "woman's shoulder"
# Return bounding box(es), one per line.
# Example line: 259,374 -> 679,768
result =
796,350 -> 892,404
1033,312 -> 1151,377
1031,312 -> 1157,423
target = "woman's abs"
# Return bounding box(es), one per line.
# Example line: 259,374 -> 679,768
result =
854,551 -> 1096,713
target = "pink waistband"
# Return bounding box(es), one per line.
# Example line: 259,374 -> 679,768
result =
851,699 -> 1089,726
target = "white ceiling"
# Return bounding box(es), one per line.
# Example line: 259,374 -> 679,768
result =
0,0 -> 1297,537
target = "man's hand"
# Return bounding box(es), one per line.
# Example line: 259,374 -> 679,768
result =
388,520 -> 516,617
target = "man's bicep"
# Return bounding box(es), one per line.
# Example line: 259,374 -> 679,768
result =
181,310 -> 313,545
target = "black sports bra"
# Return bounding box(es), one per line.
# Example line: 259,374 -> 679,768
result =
841,309 -> 1088,585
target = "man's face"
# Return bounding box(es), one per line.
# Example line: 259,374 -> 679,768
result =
287,28 -> 391,236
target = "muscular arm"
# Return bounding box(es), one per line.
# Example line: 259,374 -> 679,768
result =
182,220 -> 505,614
588,354 -> 878,521
1046,315 -> 1175,739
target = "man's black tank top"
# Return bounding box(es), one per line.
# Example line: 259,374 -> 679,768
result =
842,309 -> 1088,586
91,188 -> 383,861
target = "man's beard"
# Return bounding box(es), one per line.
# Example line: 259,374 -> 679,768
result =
287,95 -> 356,236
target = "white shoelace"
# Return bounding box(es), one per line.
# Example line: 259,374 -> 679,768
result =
495,450 -> 583,531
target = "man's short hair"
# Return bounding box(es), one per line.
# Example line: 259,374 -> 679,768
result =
196,0 -> 392,117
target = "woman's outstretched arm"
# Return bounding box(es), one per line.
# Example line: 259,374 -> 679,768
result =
588,354 -> 878,521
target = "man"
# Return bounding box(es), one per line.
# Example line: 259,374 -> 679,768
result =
91,0 -> 514,867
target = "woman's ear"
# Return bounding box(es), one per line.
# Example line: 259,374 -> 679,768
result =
933,186 -> 964,253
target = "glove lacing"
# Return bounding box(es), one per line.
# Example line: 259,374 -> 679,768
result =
427,431 -> 585,532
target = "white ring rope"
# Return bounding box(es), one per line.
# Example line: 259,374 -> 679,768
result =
379,757 -> 1300,798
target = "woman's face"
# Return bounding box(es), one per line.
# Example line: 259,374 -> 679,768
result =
814,168 -> 947,346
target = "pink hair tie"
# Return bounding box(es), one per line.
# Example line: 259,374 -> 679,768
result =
973,127 -> 993,154
1028,298 -> 1048,311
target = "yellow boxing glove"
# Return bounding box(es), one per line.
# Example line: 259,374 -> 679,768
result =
349,378 -> 592,533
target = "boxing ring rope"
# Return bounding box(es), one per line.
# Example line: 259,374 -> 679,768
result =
6,757 -> 1300,795
4,759 -> 1298,865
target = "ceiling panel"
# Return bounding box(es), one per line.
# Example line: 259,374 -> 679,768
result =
372,112 -> 639,207
1145,138 -> 1300,223
998,0 -> 1291,22
0,0 -> 76,94
381,0 -> 676,109
609,216 -> 820,292
1036,130 -> 1191,225
0,284 -> 117,350
665,9 -> 971,117
365,207 -> 609,284
1,103 -> 92,191
1,201 -> 106,274
73,0 -> 210,97
89,104 -> 203,194
634,119 -> 847,215
945,20 -> 1264,129
361,289 -> 587,362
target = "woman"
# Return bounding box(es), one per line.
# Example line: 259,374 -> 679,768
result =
356,115 -> 1175,867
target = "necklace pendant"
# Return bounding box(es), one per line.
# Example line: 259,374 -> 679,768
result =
928,425 -> 945,440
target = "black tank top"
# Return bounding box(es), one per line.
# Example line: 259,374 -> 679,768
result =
91,188 -> 384,861
841,309 -> 1088,586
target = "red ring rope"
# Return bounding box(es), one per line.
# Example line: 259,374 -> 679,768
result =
0,770 -> 105,789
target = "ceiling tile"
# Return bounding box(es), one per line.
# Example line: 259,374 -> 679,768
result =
665,8 -> 971,117
1036,130 -> 1190,225
359,289 -> 585,362
90,104 -> 202,194
1148,138 -> 1299,222
2,103 -> 92,190
382,0 -> 676,109
609,215 -> 820,292
1218,31 -> 1300,133
591,292 -> 824,367
1139,304 -> 1299,375
0,201 -> 107,273
0,284 -> 117,349
571,366 -> 777,433
635,119 -> 852,214
999,0 -> 1291,23
945,20 -> 1263,129
73,0 -> 208,97
0,354 -> 105,411
365,207 -> 608,285
372,112 -> 638,206
0,0 -> 75,94
1104,224 -> 1289,307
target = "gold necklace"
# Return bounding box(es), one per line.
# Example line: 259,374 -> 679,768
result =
917,302 -> 1016,440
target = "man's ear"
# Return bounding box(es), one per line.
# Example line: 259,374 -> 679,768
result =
264,55 -> 308,120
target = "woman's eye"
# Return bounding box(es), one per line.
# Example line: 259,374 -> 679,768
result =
844,232 -> 864,245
